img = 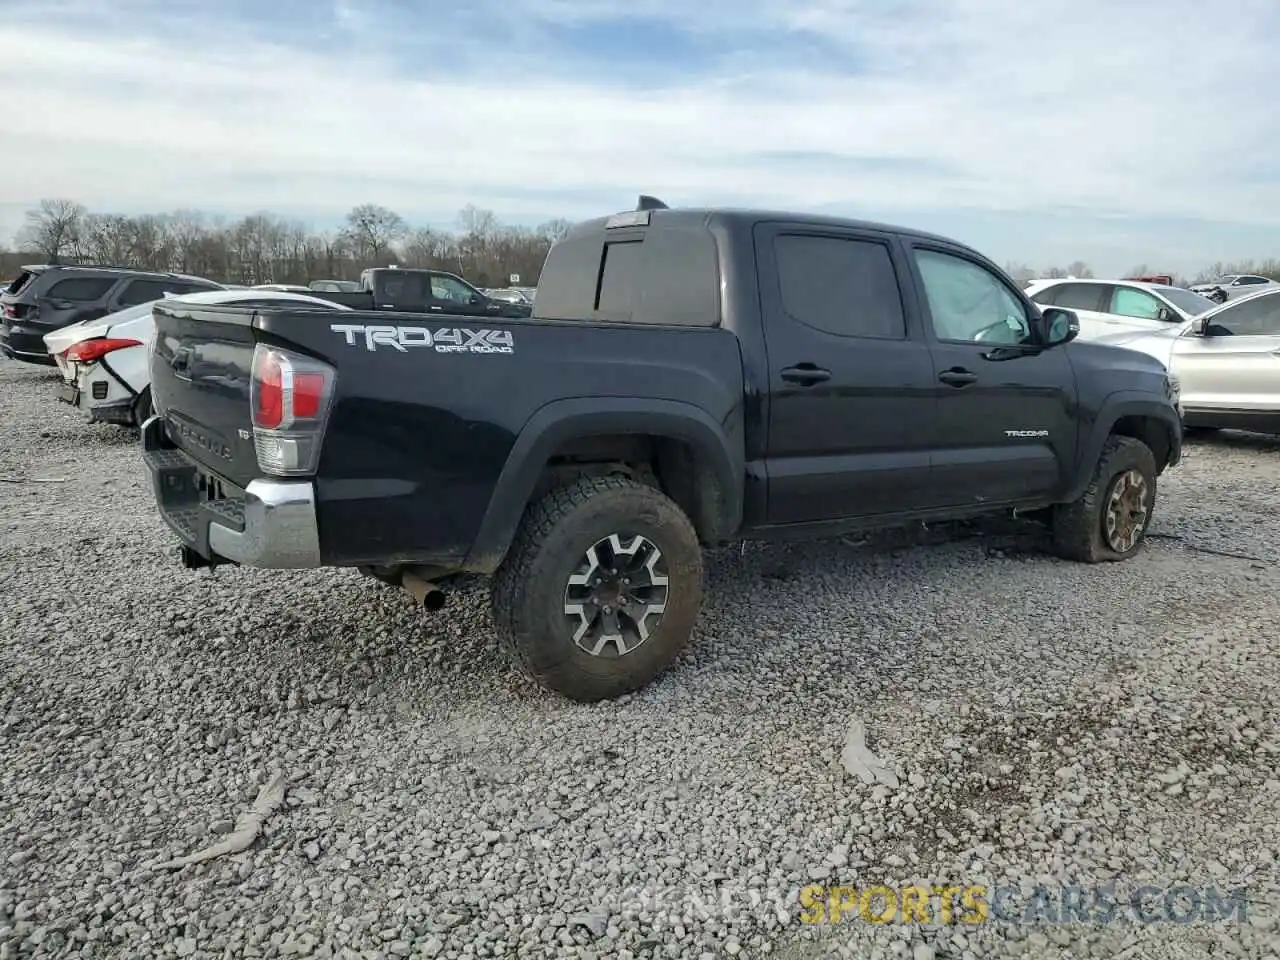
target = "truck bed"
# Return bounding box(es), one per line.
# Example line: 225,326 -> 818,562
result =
145,301 -> 744,568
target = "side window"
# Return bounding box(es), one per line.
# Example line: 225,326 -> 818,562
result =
1237,276 -> 1268,286
170,281 -> 220,295
774,234 -> 906,339
379,273 -> 428,303
430,275 -> 478,303
116,279 -> 173,306
1028,285 -> 1058,305
1048,283 -> 1105,311
595,241 -> 644,318
44,277 -> 116,302
913,248 -> 1031,344
1109,287 -> 1162,320
1210,294 -> 1280,336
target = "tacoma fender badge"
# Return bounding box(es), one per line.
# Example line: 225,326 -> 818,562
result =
1005,429 -> 1049,438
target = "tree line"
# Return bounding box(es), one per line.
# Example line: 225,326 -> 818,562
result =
2,199 -> 574,289
5,198 -> 1277,291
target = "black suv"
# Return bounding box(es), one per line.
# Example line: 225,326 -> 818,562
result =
0,265 -> 223,365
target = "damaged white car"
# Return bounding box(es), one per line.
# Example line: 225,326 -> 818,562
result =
43,289 -> 353,427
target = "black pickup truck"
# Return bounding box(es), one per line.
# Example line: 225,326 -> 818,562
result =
142,197 -> 1182,702
311,267 -> 533,318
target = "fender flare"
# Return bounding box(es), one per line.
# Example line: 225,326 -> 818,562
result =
1067,393 -> 1182,501
464,397 -> 744,573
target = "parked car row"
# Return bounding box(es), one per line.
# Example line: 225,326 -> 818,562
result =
0,264 -> 224,364
1025,277 -> 1280,436
483,286 -> 537,305
1190,273 -> 1280,303
0,264 -> 533,426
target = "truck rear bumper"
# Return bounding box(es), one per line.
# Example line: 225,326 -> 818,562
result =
141,415 -> 322,568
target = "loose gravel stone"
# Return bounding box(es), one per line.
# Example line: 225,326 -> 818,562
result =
1,358 -> 1279,960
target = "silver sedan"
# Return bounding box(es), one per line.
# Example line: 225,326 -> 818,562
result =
1094,287 -> 1280,435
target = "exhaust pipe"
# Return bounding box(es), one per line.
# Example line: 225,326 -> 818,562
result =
402,570 -> 447,611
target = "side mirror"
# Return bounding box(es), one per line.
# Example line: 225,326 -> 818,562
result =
1195,316 -> 1212,336
469,293 -> 482,305
1042,307 -> 1079,346
1156,306 -> 1177,323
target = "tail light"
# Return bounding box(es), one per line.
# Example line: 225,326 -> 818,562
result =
66,338 -> 142,364
2,305 -> 15,320
249,343 -> 336,477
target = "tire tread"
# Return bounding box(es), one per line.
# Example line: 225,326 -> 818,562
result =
1052,435 -> 1156,563
491,474 -> 702,700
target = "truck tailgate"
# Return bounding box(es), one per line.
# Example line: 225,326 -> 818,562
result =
149,302 -> 266,489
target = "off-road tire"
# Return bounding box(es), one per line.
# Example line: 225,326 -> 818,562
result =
1051,435 -> 1157,563
491,475 -> 703,702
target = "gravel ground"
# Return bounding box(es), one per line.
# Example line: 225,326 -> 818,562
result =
1,356 -> 1278,960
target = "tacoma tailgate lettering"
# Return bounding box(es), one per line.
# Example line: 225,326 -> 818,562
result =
330,323 -> 513,355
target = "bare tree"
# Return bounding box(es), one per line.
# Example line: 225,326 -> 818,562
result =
1004,261 -> 1036,285
537,218 -> 573,243
17,199 -> 87,263
342,204 -> 406,264
1065,261 -> 1094,279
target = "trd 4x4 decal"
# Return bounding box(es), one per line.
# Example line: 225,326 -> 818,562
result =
330,324 -> 515,355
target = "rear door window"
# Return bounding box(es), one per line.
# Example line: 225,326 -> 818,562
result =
45,277 -> 116,302
378,272 -> 429,306
168,281 -> 221,295
774,234 -> 906,339
1045,283 -> 1106,312
116,279 -> 175,306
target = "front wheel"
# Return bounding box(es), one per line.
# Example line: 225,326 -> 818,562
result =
1051,436 -> 1157,562
491,475 -> 703,702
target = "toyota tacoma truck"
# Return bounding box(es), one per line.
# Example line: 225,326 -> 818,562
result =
141,197 -> 1182,702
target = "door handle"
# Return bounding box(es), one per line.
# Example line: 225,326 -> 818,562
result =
780,363 -> 831,385
938,368 -> 978,387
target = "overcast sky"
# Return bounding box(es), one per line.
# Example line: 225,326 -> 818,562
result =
1,0 -> 1278,276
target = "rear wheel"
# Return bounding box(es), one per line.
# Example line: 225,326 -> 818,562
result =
1052,436 -> 1157,562
491,475 -> 703,702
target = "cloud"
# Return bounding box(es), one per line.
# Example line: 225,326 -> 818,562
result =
1,0 -> 1278,273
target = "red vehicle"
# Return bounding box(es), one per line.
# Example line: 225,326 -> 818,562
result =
1124,274 -> 1174,285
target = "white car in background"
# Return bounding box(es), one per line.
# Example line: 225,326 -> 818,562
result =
44,289 -> 353,427
1024,278 -> 1218,341
1189,274 -> 1280,303
1094,286 -> 1280,436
